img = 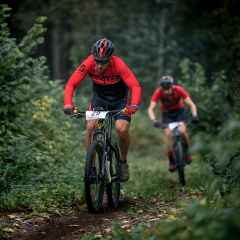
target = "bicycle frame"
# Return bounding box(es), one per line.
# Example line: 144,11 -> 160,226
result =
72,108 -> 122,181
173,127 -> 186,163
71,108 -> 122,213
90,110 -> 121,183
169,122 -> 188,186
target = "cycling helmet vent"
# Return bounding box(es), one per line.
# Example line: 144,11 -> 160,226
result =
159,76 -> 174,88
92,38 -> 114,61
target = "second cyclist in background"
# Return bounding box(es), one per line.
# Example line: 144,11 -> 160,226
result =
63,38 -> 142,182
148,76 -> 199,172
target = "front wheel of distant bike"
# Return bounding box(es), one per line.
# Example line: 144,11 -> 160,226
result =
85,140 -> 104,213
106,142 -> 121,207
174,140 -> 186,186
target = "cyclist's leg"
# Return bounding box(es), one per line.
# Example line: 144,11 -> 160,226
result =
113,97 -> 131,182
176,108 -> 192,163
164,128 -> 175,171
162,112 -> 175,171
115,118 -> 130,182
178,125 -> 190,146
86,119 -> 98,150
115,119 -> 130,161
86,97 -> 106,150
175,108 -> 188,146
179,126 -> 192,163
111,96 -> 131,161
164,128 -> 173,153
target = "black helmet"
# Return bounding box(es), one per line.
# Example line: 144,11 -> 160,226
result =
92,38 -> 114,62
159,76 -> 174,88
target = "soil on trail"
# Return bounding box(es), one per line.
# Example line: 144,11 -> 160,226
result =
1,192 -> 202,239
0,197 -> 136,240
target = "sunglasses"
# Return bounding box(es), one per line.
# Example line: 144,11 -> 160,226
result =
95,60 -> 109,65
162,87 -> 171,91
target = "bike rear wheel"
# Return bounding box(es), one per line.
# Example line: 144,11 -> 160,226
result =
174,140 -> 186,186
85,140 -> 104,213
106,141 -> 121,207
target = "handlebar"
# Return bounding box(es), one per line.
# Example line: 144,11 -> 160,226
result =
70,108 -> 126,119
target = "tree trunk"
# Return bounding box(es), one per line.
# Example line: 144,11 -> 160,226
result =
157,6 -> 165,79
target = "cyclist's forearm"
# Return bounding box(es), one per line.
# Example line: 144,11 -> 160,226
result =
148,102 -> 157,121
185,97 -> 197,116
148,109 -> 156,121
189,104 -> 197,116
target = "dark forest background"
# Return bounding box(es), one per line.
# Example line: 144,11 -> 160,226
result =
4,0 -> 240,106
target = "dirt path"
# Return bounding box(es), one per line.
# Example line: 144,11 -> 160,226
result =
1,192 -> 202,239
1,197 -> 136,240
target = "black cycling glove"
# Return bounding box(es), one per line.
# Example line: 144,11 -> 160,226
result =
191,114 -> 199,124
153,121 -> 162,128
63,105 -> 74,115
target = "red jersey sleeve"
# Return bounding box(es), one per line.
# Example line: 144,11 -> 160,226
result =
64,56 -> 94,106
112,57 -> 142,106
176,86 -> 189,99
151,88 -> 161,103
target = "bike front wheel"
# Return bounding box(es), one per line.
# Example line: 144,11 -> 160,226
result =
106,141 -> 121,207
174,140 -> 186,186
85,140 -> 104,213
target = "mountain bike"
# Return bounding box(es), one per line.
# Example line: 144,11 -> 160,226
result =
71,108 -> 124,213
168,122 -> 192,186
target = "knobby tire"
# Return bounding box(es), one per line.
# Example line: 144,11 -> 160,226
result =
106,142 -> 121,207
85,140 -> 104,213
175,140 -> 186,186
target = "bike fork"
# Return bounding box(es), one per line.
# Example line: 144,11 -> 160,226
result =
101,149 -> 111,183
105,157 -> 111,183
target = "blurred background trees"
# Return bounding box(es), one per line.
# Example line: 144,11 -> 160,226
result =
5,0 -> 240,105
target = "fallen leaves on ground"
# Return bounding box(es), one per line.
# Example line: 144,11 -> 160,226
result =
0,192 -> 203,239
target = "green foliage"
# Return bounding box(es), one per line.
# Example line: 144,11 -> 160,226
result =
0,5 -> 86,214
178,58 -> 231,135
0,5 -> 47,141
125,201 -> 240,240
163,201 -> 240,240
192,120 -> 240,204
115,205 -> 240,240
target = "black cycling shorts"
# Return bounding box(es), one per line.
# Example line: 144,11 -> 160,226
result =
162,108 -> 187,124
89,96 -> 131,123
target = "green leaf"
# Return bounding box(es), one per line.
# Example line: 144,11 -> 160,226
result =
37,37 -> 44,44
36,16 -> 47,23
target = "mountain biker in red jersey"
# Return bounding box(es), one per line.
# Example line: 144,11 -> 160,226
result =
63,38 -> 142,182
147,76 -> 199,172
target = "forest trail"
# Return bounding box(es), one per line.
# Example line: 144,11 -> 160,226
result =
1,197 -> 133,240
1,192 -> 202,239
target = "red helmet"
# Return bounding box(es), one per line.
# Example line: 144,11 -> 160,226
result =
159,76 -> 174,88
92,38 -> 114,62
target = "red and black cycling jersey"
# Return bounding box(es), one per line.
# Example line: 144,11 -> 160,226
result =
64,55 -> 142,106
151,85 -> 189,112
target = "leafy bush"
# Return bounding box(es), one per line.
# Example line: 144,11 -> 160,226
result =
144,200 -> 240,240
178,58 -> 231,136
0,4 -> 86,212
0,4 -> 48,167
